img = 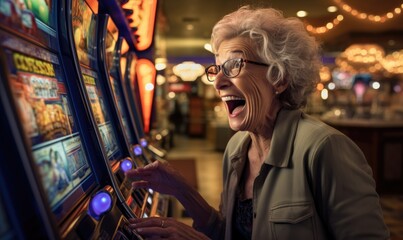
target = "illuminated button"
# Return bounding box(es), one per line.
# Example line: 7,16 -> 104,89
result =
120,158 -> 133,172
133,145 -> 142,156
147,196 -> 153,205
140,138 -> 148,147
88,191 -> 112,220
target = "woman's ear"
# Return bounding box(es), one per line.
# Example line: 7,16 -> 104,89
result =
274,80 -> 289,94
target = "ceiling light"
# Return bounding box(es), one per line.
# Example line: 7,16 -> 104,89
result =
155,57 -> 167,71
381,50 -> 403,74
296,11 -> 307,17
336,44 -> 385,73
327,6 -> 338,13
172,61 -> 205,81
155,63 -> 166,71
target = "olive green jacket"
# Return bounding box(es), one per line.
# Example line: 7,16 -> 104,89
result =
196,109 -> 390,240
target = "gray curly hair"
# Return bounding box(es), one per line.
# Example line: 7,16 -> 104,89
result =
211,6 -> 322,109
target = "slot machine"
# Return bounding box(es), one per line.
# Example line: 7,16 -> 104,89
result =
0,0 -> 143,238
100,15 -> 149,168
122,52 -> 167,161
62,0 -> 160,219
97,4 -> 168,217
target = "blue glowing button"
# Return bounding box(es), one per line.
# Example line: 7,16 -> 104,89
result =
133,145 -> 142,156
140,138 -> 148,147
121,158 -> 133,172
88,191 -> 112,220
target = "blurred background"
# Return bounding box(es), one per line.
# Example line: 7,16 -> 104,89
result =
151,0 -> 403,138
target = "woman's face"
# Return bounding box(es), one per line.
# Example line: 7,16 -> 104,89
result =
214,37 -> 278,133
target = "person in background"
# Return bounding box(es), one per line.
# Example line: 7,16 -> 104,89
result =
126,6 -> 390,240
169,99 -> 184,134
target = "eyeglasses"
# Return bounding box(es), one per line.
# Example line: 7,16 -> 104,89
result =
205,58 -> 269,82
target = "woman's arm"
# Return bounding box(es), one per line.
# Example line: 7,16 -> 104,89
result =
125,160 -> 215,227
310,134 -> 390,239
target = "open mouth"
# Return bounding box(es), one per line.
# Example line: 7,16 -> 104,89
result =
222,96 -> 246,114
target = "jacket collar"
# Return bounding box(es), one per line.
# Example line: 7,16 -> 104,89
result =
266,109 -> 301,167
229,109 -> 301,168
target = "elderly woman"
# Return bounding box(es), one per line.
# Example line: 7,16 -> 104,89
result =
126,6 -> 390,240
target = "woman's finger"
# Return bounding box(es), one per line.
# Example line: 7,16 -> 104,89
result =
125,169 -> 153,180
131,180 -> 150,189
128,218 -> 170,238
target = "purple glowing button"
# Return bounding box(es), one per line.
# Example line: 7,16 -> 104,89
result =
140,138 -> 148,148
89,191 -> 112,219
121,158 -> 133,172
133,145 -> 142,156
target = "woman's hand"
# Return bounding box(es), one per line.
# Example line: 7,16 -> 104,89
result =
128,217 -> 210,240
125,160 -> 215,231
125,160 -> 187,197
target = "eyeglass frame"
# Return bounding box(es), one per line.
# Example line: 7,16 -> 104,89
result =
205,58 -> 269,82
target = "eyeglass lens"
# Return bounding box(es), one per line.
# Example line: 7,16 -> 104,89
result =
223,59 -> 242,77
206,59 -> 243,81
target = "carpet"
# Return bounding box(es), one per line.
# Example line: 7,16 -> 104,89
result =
381,194 -> 403,240
167,158 -> 198,190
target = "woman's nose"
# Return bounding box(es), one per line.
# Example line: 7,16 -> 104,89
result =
213,72 -> 231,90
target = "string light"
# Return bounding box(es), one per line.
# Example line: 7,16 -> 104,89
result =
333,0 -> 403,23
305,14 -> 344,34
303,1 -> 403,34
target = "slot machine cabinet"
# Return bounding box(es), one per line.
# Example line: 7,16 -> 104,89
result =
97,14 -> 169,217
123,52 -> 167,162
64,0 -> 158,219
121,0 -> 164,160
0,0 -> 142,239
100,15 -> 148,168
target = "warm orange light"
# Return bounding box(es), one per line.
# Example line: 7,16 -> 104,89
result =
86,0 -> 99,14
107,18 -> 119,40
127,0 -> 158,51
136,58 -> 156,133
121,39 -> 129,55
120,56 -> 127,78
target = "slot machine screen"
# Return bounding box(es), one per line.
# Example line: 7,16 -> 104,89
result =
72,0 -> 123,162
0,32 -> 95,222
0,0 -> 55,47
71,0 -> 98,68
105,21 -> 137,146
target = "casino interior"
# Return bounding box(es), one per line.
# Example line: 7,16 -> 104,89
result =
155,1 -> 403,237
0,0 -> 402,239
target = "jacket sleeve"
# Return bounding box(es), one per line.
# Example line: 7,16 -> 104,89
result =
309,134 -> 390,240
193,198 -> 226,240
